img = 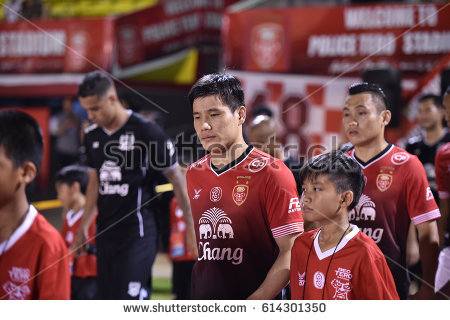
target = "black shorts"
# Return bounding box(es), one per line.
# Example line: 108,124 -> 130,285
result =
96,232 -> 158,299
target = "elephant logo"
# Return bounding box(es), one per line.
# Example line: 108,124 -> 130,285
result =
349,194 -> 376,222
217,223 -> 234,239
199,207 -> 233,240
99,161 -> 122,182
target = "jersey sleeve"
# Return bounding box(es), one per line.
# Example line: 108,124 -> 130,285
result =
289,236 -> 306,300
404,156 -> 440,225
36,236 -> 71,299
264,160 -> 304,238
357,250 -> 399,300
145,121 -> 177,172
435,145 -> 450,200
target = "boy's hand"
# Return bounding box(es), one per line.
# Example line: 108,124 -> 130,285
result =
72,228 -> 89,257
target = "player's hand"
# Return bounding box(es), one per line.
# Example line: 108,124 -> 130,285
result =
408,285 -> 436,300
71,228 -> 89,257
185,224 -> 198,258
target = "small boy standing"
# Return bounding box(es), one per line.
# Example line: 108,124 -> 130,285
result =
0,110 -> 70,300
56,165 -> 97,299
290,151 -> 398,300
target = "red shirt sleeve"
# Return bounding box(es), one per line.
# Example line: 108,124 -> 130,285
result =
264,159 -> 304,238
435,144 -> 450,199
404,156 -> 440,225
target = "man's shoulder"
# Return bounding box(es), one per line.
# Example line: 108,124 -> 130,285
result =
83,122 -> 99,135
188,154 -> 211,171
437,142 -> 450,159
28,213 -> 67,253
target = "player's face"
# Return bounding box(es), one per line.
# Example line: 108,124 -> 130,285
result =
56,182 -> 74,211
417,98 -> 443,130
444,93 -> 450,128
193,95 -> 245,154
79,92 -> 115,128
300,175 -> 343,225
0,147 -> 21,209
342,93 -> 388,148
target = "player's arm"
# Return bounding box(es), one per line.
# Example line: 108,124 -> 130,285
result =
164,164 -> 197,257
438,198 -> 449,247
247,232 -> 300,300
72,168 -> 98,256
410,220 -> 440,299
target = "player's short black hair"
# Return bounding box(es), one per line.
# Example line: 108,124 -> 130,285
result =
188,73 -> 245,112
0,110 -> 43,171
55,165 -> 89,194
299,151 -> 364,211
348,82 -> 388,114
78,71 -> 114,98
418,94 -> 444,109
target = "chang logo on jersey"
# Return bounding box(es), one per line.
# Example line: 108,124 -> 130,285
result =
288,197 -> 302,214
197,207 -> 242,265
99,161 -> 129,197
331,279 -> 352,300
119,133 -> 135,151
349,194 -> 383,243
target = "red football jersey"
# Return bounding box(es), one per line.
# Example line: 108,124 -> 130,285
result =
61,209 -> 97,278
435,143 -> 450,200
186,146 -> 304,299
290,226 -> 399,300
0,206 -> 70,300
347,144 -> 440,298
168,197 -> 196,262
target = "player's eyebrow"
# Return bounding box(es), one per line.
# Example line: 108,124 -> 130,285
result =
343,105 -> 368,111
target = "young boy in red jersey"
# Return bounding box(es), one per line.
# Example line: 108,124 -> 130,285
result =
56,165 -> 97,299
290,151 -> 398,300
0,110 -> 70,300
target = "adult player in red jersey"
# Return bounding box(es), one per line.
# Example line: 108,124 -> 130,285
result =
291,151 -> 398,300
0,110 -> 70,300
434,86 -> 450,298
56,165 -> 97,299
187,73 -> 304,299
342,82 -> 440,299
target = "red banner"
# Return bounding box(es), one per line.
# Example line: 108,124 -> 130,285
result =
116,0 -> 238,68
0,18 -> 114,74
223,3 -> 450,76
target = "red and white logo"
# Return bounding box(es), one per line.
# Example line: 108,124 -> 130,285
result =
376,173 -> 393,192
426,187 -> 434,201
391,152 -> 410,165
251,23 -> 284,70
210,187 -> 222,202
232,185 -> 249,206
331,279 -> 352,300
248,157 -> 268,173
288,197 -> 302,213
313,271 -> 325,289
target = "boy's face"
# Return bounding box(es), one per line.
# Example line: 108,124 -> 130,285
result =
417,98 -> 444,130
192,95 -> 245,154
56,182 -> 75,211
342,93 -> 388,148
300,175 -> 344,225
0,147 -> 21,208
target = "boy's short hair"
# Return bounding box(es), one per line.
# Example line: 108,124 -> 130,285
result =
78,71 -> 114,98
56,165 -> 89,194
299,151 -> 364,211
348,82 -> 388,114
188,73 -> 245,112
418,94 -> 444,109
0,110 -> 43,171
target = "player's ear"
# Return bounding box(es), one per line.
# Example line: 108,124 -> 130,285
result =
237,106 -> 246,125
381,110 -> 391,126
340,191 -> 353,208
19,161 -> 37,185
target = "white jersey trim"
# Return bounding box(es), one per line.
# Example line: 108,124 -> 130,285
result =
209,147 -> 255,177
137,186 -> 144,238
0,205 -> 37,255
66,209 -> 84,228
314,224 -> 359,261
272,222 -> 304,239
350,145 -> 394,169
411,209 -> 441,225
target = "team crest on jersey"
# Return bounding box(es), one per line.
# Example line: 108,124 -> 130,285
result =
248,157 -> 268,173
232,185 -> 249,206
250,23 -> 284,70
376,173 -> 393,192
210,187 -> 222,202
391,152 -> 410,165
118,133 -> 135,151
331,279 -> 352,300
